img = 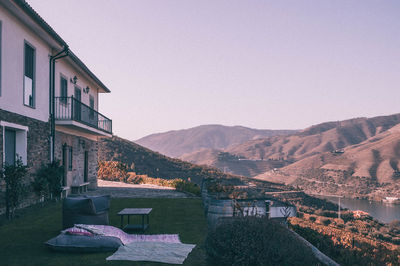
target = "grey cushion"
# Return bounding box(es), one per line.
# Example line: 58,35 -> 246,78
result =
45,234 -> 123,253
62,195 -> 110,229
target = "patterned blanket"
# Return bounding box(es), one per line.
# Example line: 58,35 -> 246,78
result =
106,241 -> 196,264
74,224 -> 181,245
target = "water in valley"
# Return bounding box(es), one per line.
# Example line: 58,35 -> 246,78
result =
317,196 -> 400,223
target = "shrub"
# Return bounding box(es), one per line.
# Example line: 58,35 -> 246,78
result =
172,179 -> 201,196
126,174 -> 144,184
389,220 -> 400,234
98,161 -> 128,181
309,216 -> 316,222
315,209 -> 337,218
33,161 -> 63,200
1,157 -> 28,220
340,211 -> 354,223
321,218 -> 331,226
336,223 -> 345,229
348,226 -> 359,233
205,217 -> 319,266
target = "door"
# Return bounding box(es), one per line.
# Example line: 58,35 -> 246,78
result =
74,87 -> 81,121
4,129 -> 16,165
84,151 -> 89,182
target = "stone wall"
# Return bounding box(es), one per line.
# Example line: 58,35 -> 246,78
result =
0,108 -> 51,214
54,131 -> 98,191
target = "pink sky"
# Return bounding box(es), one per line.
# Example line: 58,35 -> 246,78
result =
28,0 -> 400,140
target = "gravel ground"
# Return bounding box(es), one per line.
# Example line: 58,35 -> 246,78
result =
84,180 -> 194,198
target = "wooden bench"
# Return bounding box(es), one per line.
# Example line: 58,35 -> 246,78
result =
60,186 -> 70,198
71,182 -> 90,194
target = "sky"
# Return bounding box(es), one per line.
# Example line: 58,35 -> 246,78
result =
28,0 -> 400,140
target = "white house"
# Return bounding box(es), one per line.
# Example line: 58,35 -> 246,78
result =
0,0 -> 112,210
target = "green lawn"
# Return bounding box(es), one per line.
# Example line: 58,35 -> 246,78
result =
0,198 -> 207,266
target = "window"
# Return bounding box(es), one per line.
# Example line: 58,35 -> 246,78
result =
68,146 -> 73,171
4,129 -> 16,165
60,75 -> 68,104
1,121 -> 28,166
24,43 -> 35,107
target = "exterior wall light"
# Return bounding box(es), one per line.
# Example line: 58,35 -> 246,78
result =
70,76 -> 78,84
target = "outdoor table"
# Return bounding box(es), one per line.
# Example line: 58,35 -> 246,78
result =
118,208 -> 152,231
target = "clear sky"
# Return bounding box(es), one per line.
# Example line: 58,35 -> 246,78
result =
28,0 -> 400,140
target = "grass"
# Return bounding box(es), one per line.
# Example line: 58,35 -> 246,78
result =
0,198 -> 207,266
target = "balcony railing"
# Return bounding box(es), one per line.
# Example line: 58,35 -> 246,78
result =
55,97 -> 112,134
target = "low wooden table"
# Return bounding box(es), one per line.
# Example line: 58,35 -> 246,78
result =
118,208 -> 152,231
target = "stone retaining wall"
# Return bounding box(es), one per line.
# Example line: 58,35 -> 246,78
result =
0,109 -> 51,214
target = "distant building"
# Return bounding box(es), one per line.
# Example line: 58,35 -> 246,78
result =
0,0 -> 112,211
233,199 -> 297,219
266,200 -> 297,219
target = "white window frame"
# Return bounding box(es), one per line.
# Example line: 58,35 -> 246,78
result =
1,121 -> 28,165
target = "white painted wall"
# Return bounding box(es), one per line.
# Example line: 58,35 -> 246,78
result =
269,206 -> 297,218
0,7 -> 51,122
54,60 -> 99,110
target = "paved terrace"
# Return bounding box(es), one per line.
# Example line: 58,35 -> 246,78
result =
84,180 -> 194,198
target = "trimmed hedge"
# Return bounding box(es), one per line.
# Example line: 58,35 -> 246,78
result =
205,217 -> 319,266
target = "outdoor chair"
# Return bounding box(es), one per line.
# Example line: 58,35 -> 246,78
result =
62,195 -> 110,229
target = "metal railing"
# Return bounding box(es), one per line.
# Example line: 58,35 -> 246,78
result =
55,97 -> 112,134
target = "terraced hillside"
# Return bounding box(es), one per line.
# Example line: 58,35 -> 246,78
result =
256,123 -> 400,200
183,114 -> 400,179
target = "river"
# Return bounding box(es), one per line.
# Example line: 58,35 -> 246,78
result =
316,196 -> 400,224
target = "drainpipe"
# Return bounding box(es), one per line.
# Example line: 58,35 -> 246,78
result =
49,46 -> 69,162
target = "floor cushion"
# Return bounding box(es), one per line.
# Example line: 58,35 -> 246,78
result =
45,234 -> 123,253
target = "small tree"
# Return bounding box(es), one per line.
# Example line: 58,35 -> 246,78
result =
33,161 -> 64,201
1,157 -> 28,220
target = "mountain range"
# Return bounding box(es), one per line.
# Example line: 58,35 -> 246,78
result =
134,113 -> 400,199
135,124 -> 296,158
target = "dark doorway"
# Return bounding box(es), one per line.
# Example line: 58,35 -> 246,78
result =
62,144 -> 68,186
74,86 -> 81,121
84,151 -> 89,182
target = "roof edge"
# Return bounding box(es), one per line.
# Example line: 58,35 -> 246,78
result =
14,0 -> 111,93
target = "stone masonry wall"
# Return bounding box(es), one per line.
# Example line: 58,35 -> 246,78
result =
55,131 -> 98,191
0,109 -> 51,214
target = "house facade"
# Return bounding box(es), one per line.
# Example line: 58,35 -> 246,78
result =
0,0 -> 112,210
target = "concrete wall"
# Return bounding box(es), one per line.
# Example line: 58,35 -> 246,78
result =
0,6 -> 51,122
54,131 -> 98,190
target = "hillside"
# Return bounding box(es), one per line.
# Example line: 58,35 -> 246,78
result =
228,114 -> 400,162
135,124 -> 296,158
183,114 -> 400,178
256,123 -> 400,200
182,150 -> 290,177
98,136 -> 249,185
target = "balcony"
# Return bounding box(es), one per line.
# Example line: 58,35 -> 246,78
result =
55,97 -> 112,136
